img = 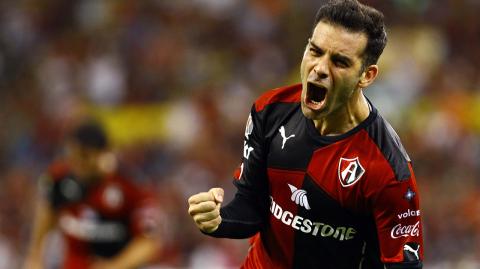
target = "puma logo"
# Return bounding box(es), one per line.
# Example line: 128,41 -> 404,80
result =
279,126 -> 295,149
404,244 -> 420,260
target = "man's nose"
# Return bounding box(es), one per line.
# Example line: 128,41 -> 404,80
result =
313,59 -> 329,80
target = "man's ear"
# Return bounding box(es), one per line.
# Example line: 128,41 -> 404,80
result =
358,65 -> 379,89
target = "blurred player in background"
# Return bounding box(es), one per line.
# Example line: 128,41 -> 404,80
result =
188,0 -> 423,268
23,121 -> 161,269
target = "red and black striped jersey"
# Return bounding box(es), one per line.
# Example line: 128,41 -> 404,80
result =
210,84 -> 423,269
39,161 -> 161,269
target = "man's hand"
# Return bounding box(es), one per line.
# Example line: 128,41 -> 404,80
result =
188,188 -> 224,233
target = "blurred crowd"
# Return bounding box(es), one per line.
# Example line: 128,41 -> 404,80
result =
0,0 -> 479,268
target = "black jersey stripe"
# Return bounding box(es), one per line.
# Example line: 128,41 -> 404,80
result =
265,103 -> 315,171
292,175 -> 367,269
364,114 -> 411,181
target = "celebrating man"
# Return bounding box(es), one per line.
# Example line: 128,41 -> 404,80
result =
188,1 -> 423,268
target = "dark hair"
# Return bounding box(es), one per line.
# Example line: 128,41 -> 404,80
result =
69,121 -> 108,150
313,0 -> 387,68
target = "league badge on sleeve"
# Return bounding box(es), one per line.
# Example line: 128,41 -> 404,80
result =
404,187 -> 416,202
338,157 -> 365,187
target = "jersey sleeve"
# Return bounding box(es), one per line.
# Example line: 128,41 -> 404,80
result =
208,105 -> 270,239
38,162 -> 86,209
373,163 -> 424,269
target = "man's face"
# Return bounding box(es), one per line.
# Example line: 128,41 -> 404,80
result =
300,21 -> 368,120
65,141 -> 103,181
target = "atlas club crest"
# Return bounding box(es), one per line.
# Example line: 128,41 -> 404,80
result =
338,157 -> 365,187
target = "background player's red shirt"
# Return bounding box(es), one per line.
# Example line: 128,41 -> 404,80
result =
40,161 -> 161,269
213,84 -> 423,269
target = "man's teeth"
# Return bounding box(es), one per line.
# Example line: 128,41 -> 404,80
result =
311,100 -> 321,105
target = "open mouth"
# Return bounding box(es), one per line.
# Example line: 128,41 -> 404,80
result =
306,82 -> 327,110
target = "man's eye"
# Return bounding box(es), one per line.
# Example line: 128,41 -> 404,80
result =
335,60 -> 348,68
309,48 -> 319,56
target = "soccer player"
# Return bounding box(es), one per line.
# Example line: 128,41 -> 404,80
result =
23,121 -> 161,269
188,0 -> 424,268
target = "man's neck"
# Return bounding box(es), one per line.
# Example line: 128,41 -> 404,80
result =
313,93 -> 370,136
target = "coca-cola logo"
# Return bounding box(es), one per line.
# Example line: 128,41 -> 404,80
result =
390,221 -> 420,239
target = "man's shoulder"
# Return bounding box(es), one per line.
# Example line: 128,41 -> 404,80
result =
254,83 -> 302,112
107,173 -> 143,192
363,112 -> 412,181
45,160 -> 71,182
107,173 -> 156,201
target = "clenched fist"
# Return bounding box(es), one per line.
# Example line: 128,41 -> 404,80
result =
188,188 -> 224,233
